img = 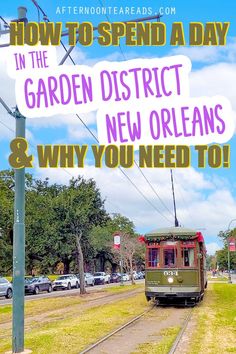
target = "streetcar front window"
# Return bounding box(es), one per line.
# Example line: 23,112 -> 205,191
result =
182,248 -> 195,266
148,248 -> 160,267
163,248 -> 176,267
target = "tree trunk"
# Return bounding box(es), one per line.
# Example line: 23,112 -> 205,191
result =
111,262 -> 117,273
129,255 -> 135,285
63,257 -> 70,274
76,233 -> 86,294
100,254 -> 105,271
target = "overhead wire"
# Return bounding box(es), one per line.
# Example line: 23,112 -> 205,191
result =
97,0 -> 175,220
7,0 -> 173,224
0,16 -> 10,28
31,0 -> 76,65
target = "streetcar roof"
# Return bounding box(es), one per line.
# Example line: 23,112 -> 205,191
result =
145,226 -> 197,238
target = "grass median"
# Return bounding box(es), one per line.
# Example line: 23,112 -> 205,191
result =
190,283 -> 236,354
132,327 -> 180,354
0,284 -> 147,353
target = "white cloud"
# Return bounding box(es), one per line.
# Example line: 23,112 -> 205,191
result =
0,35 -> 16,140
206,242 -> 221,255
190,63 -> 236,107
34,163 -> 236,242
171,38 -> 236,64
1,34 -> 236,248
67,122 -> 97,141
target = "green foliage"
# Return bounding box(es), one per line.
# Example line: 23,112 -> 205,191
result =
216,247 -> 236,270
217,228 -> 236,270
89,214 -> 145,272
0,171 -> 14,274
1,170 -> 143,276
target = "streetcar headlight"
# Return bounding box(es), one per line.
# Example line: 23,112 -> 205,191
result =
167,277 -> 174,284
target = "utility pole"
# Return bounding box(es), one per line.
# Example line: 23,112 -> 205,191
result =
227,219 -> 236,284
0,98 -> 28,354
12,107 -> 26,353
12,7 -> 28,353
120,233 -> 124,286
0,6 -> 29,354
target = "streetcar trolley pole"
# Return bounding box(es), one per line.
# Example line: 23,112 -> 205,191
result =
227,219 -> 236,284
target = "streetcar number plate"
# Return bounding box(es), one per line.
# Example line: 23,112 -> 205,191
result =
163,271 -> 178,276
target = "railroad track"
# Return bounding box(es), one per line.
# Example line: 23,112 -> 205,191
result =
168,307 -> 193,354
79,304 -> 193,354
79,305 -> 155,354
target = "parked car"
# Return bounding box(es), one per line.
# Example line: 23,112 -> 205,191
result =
0,277 -> 13,299
93,272 -> 110,285
132,271 -> 139,280
110,273 -> 121,283
52,274 -> 79,290
25,276 -> 52,295
120,273 -> 130,281
84,273 -> 95,286
137,271 -> 144,279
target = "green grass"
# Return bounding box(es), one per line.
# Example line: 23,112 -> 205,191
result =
208,276 -> 228,282
0,283 -> 142,324
0,296 -> 84,324
0,305 -> 12,315
132,327 -> 180,354
105,283 -> 142,293
0,293 -> 149,354
190,283 -> 236,354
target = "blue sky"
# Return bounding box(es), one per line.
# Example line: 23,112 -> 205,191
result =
1,0 -> 236,255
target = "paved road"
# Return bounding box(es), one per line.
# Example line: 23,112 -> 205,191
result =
0,279 -> 144,306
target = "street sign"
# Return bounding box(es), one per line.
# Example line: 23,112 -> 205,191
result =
229,237 -> 236,252
114,235 -> 120,249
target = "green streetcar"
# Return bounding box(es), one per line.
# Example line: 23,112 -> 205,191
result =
145,226 -> 207,305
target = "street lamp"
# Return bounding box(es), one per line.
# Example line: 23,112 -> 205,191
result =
227,219 -> 236,284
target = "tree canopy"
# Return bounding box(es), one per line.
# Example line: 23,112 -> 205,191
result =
0,170 -> 145,281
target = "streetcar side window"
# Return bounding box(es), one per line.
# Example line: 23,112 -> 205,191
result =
148,248 -> 160,267
182,248 -> 195,267
163,248 -> 176,267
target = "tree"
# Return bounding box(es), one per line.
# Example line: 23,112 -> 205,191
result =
89,224 -> 116,272
55,177 -> 108,294
217,228 -> 236,270
206,254 -> 217,270
104,214 -> 145,284
216,247 -> 236,270
122,233 -> 140,284
25,180 -> 62,274
0,170 -> 33,274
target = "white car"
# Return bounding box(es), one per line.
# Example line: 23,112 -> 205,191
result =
52,274 -> 79,290
121,273 -> 130,281
84,273 -> 95,286
132,271 -> 139,280
0,277 -> 13,299
94,272 -> 110,285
